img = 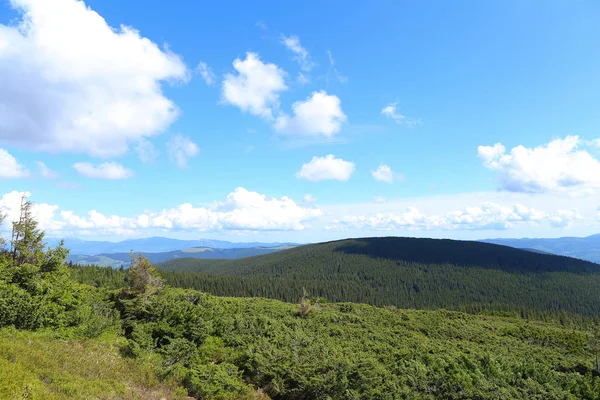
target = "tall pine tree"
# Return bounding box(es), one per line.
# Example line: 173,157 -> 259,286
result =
10,195 -> 46,267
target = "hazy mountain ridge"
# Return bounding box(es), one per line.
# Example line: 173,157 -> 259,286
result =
68,245 -> 296,268
45,236 -> 299,255
481,233 -> 600,263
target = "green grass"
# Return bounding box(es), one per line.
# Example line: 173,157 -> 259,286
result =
0,328 -> 187,400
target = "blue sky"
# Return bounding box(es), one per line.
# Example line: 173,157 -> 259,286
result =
1,0 -> 600,243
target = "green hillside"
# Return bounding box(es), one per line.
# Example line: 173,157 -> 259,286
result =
4,207 -> 600,399
152,237 -> 600,317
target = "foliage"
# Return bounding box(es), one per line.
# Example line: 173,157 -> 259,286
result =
110,287 -> 600,399
10,197 -> 46,267
127,251 -> 164,297
4,212 -> 600,399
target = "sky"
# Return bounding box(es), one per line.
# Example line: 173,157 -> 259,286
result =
0,0 -> 600,243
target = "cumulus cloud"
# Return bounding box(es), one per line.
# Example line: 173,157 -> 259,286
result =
0,149 -> 29,178
221,53 -> 347,138
221,52 -> 287,119
478,136 -> 600,194
296,154 -> 355,182
275,91 -> 347,137
196,61 -> 215,85
330,202 -> 581,231
0,0 -> 188,158
281,35 -> 315,72
73,162 -> 134,179
381,102 -> 419,126
0,188 -> 323,235
167,134 -> 199,168
0,191 -> 61,232
36,161 -> 59,179
151,187 -> 323,231
372,164 -> 403,183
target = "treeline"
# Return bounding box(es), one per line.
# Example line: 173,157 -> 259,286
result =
69,261 -> 600,324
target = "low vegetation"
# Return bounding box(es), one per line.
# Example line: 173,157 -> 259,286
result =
2,200 -> 600,399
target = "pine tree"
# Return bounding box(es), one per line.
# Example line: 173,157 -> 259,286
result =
128,251 -> 164,298
10,196 -> 46,267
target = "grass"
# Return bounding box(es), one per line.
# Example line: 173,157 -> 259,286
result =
0,328 -> 187,400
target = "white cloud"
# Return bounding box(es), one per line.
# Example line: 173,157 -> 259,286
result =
381,102 -> 419,126
0,191 -> 61,232
0,189 -> 595,239
196,61 -> 215,85
372,164 -> 403,183
0,188 -> 323,235
36,161 -> 59,179
331,202 -> 581,232
135,139 -> 158,164
478,136 -> 600,194
303,194 -> 317,203
0,0 -> 188,158
296,154 -> 355,182
281,35 -> 315,72
547,209 -> 582,228
0,149 -> 29,178
73,162 -> 134,179
221,53 -> 347,139
275,91 -> 347,137
373,196 -> 387,203
167,134 -> 199,168
221,52 -> 287,119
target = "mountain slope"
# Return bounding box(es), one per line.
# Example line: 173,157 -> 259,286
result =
156,237 -> 600,316
482,234 -> 600,263
159,236 -> 600,274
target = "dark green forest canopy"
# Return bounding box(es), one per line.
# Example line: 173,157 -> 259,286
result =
146,237 -> 600,317
158,237 -> 600,274
71,236 -> 600,319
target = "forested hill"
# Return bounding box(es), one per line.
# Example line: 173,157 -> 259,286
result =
149,237 -> 600,317
159,236 -> 600,274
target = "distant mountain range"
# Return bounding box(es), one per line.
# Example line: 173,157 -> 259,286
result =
45,236 -> 299,255
68,245 -> 296,268
481,233 -> 600,263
